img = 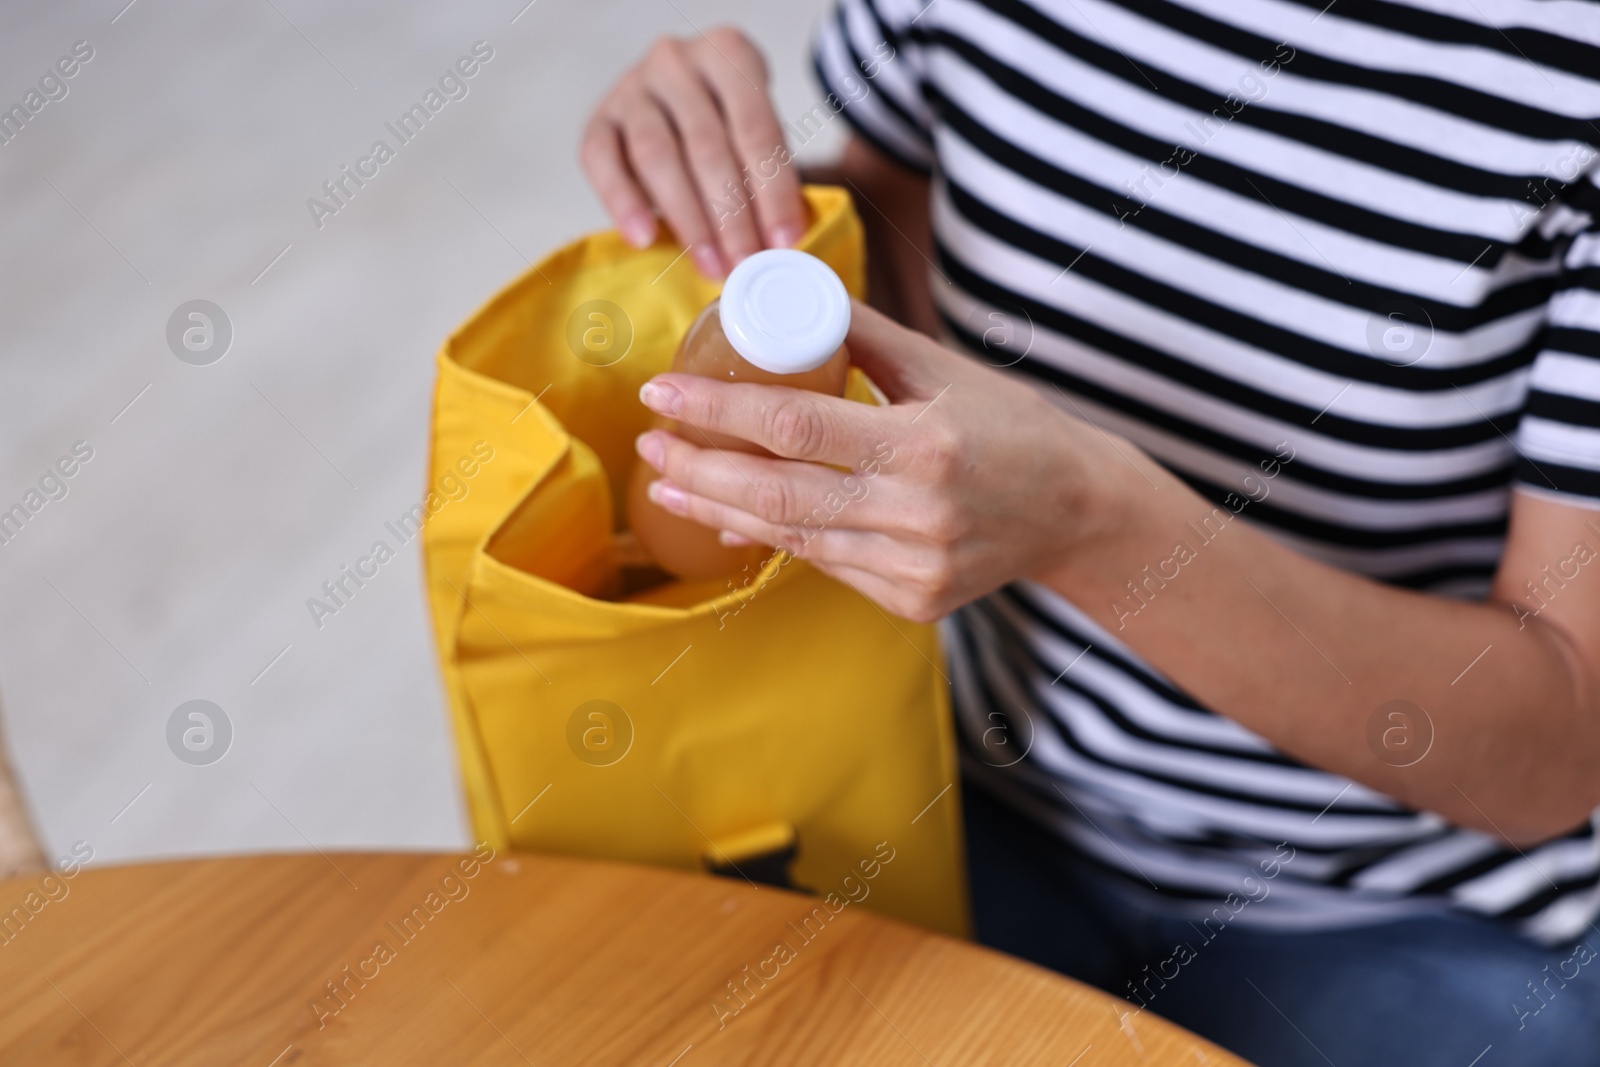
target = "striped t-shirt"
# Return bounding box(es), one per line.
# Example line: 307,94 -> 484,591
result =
815,0 -> 1600,944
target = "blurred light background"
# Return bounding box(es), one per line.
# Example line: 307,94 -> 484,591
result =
0,0 -> 842,865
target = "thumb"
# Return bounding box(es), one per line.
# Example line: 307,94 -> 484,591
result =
843,300 -> 962,405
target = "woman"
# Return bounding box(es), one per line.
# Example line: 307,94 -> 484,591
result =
579,2 -> 1600,1062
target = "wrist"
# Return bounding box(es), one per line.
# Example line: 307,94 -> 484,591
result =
1033,415 -> 1171,586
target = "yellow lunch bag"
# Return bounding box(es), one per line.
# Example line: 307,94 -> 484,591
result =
421,185 -> 967,935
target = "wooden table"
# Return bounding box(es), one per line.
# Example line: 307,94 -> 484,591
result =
0,851 -> 1250,1065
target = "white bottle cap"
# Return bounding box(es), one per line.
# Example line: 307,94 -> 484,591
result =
718,249 -> 851,375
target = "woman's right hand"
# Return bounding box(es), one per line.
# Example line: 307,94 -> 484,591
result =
579,28 -> 806,280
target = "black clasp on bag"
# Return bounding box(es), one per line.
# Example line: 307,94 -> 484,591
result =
701,822 -> 804,890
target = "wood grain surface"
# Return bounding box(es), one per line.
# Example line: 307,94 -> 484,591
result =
0,851 -> 1253,1066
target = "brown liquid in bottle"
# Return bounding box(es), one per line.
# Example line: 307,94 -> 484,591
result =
626,299 -> 849,581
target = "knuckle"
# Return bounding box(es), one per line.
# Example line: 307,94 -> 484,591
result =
908,555 -> 956,605
628,128 -> 676,169
765,398 -> 829,458
783,529 -> 813,557
916,426 -> 963,482
681,495 -> 717,528
918,502 -> 965,545
893,580 -> 941,624
751,477 -> 796,524
614,71 -> 648,103
695,385 -> 729,429
705,26 -> 762,67
765,523 -> 805,557
719,222 -> 762,254
578,131 -> 611,173
658,440 -> 692,485
646,36 -> 687,66
926,560 -> 956,601
703,25 -> 746,49
681,125 -> 728,162
738,114 -> 784,152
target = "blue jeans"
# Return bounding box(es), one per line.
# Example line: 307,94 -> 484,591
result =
963,786 -> 1600,1067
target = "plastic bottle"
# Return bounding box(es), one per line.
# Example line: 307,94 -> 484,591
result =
626,249 -> 852,581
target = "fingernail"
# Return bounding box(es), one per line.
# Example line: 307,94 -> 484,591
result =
634,431 -> 665,470
770,223 -> 804,249
719,530 -> 752,546
621,214 -> 656,249
639,379 -> 682,415
647,479 -> 687,514
691,243 -> 726,278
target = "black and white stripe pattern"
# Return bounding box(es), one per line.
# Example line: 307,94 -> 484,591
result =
816,0 -> 1600,944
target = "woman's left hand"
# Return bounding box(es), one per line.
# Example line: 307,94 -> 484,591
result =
633,301 -> 1140,621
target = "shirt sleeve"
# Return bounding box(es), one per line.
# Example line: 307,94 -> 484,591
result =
1516,159 -> 1600,502
811,0 -> 937,174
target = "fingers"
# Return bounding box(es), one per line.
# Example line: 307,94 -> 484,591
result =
692,30 -> 806,249
637,305 -> 970,465
640,376 -> 893,466
637,465 -> 951,623
637,427 -> 893,530
844,300 -> 966,403
639,42 -> 762,270
578,112 -> 659,249
617,89 -> 727,278
578,31 -> 805,279
641,472 -> 896,567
